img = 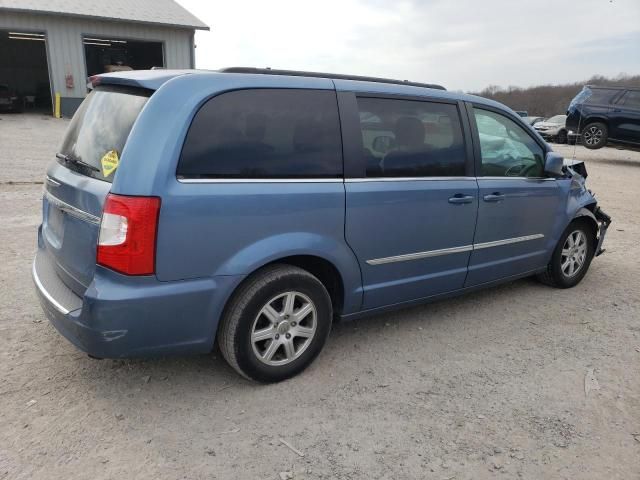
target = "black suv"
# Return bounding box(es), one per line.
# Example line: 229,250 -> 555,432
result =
566,86 -> 640,149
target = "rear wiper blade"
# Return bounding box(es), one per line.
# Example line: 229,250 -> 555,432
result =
56,152 -> 100,173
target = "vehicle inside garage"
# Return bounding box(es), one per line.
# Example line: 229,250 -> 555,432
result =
0,30 -> 52,112
83,36 -> 164,76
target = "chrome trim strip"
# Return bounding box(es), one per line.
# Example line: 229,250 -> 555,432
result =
32,260 -> 70,315
44,191 -> 101,225
366,245 -> 473,265
479,176 -> 555,181
45,175 -> 61,187
473,233 -> 545,250
346,176 -> 477,182
177,177 -> 479,184
366,234 -> 545,265
177,178 -> 343,184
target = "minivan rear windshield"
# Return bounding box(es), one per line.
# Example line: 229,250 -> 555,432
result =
58,86 -> 150,182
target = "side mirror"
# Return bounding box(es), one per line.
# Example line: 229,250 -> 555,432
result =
544,151 -> 564,177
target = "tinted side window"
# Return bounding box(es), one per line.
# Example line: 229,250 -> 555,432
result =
586,88 -> 618,105
619,91 -> 640,109
356,97 -> 466,177
474,108 -> 544,178
178,89 -> 342,179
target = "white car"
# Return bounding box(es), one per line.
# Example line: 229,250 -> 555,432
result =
534,115 -> 568,143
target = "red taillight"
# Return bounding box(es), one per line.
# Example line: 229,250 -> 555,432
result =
97,194 -> 161,275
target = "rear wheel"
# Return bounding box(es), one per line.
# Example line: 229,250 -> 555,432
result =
218,264 -> 332,382
537,220 -> 595,288
582,122 -> 608,149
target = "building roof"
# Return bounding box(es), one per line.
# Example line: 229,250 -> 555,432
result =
0,0 -> 209,30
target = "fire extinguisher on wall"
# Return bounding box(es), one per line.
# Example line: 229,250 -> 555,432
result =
65,73 -> 74,89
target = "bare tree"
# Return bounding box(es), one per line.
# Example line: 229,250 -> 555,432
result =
470,74 -> 640,117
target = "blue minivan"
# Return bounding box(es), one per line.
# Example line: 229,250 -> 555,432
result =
33,68 -> 611,382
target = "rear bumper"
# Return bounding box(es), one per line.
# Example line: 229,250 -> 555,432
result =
33,243 -> 244,358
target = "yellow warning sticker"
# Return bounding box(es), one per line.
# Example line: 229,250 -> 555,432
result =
100,150 -> 120,177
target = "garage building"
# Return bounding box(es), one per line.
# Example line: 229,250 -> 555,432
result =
0,0 -> 208,116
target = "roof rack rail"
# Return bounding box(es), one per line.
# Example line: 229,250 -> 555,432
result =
586,84 -> 639,91
219,67 -> 446,91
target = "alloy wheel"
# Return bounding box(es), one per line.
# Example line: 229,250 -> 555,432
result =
250,291 -> 317,366
561,230 -> 587,278
583,125 -> 603,146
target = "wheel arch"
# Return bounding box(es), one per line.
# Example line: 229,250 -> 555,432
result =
580,116 -> 609,132
215,233 -> 364,322
572,205 -> 599,240
260,255 -> 346,316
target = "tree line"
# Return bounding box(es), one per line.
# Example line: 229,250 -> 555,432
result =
470,73 -> 640,118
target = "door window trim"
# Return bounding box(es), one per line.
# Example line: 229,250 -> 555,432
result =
177,177 -> 344,184
466,102 -> 550,179
615,90 -> 640,109
345,176 -> 476,183
338,92 -> 476,179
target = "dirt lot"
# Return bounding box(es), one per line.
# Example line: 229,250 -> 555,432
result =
1,113 -> 639,480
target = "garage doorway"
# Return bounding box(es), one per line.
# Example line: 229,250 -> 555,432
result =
0,30 -> 52,113
83,36 -> 164,76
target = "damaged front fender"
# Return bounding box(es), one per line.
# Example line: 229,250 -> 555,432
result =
593,206 -> 612,256
562,158 -> 612,257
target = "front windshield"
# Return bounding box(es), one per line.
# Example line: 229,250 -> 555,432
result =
547,115 -> 566,124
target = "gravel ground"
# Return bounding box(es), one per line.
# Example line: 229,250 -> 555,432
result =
1,113 -> 639,480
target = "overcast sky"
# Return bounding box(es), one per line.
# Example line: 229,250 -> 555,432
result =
177,0 -> 640,92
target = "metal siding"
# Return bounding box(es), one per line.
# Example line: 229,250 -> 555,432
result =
0,0 -> 208,30
0,11 -> 194,99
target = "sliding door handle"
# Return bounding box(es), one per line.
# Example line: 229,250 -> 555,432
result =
483,193 -> 506,202
448,194 -> 474,204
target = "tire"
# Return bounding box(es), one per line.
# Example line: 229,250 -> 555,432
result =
537,220 -> 596,288
582,122 -> 608,149
556,130 -> 568,144
218,264 -> 332,382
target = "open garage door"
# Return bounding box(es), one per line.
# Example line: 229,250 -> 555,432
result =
83,36 -> 164,76
0,30 -> 52,113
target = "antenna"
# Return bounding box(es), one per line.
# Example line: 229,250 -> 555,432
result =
571,90 -> 584,161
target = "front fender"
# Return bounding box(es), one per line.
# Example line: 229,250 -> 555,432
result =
574,206 -> 598,228
563,173 -> 596,222
544,178 -> 596,261
215,232 -> 363,314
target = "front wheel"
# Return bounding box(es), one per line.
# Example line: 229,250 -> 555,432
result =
582,122 -> 608,149
556,130 -> 568,144
218,264 -> 332,382
537,220 -> 595,288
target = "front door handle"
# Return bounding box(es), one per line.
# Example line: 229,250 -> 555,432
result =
448,194 -> 474,204
483,192 -> 506,202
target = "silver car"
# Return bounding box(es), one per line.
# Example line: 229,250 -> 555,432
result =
534,114 -> 568,143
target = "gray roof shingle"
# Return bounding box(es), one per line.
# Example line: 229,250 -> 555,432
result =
0,0 -> 209,30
